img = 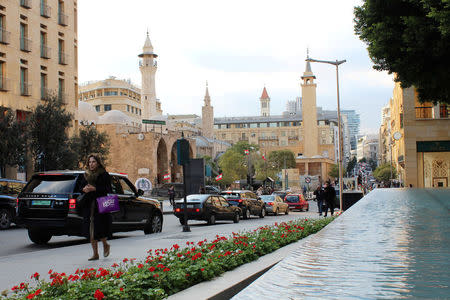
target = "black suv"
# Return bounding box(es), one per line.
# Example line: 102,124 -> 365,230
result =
0,179 -> 26,229
17,171 -> 163,244
219,190 -> 265,219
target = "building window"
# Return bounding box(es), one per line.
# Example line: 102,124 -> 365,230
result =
58,78 -> 65,102
131,106 -> 134,113
97,91 -> 102,96
104,104 -> 111,111
249,123 -> 257,128
139,109 -> 141,115
127,105 -> 130,112
260,123 -> 267,128
222,133 -> 226,139
104,90 -> 118,96
20,23 -> 31,52
269,122 -> 277,128
20,67 -> 30,96
40,73 -> 48,99
40,0 -> 51,18
262,102 -> 267,108
58,1 -> 68,26
95,105 -> 100,112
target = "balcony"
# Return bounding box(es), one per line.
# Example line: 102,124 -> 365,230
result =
58,13 -> 68,26
0,28 -> 11,44
0,77 -> 10,91
40,3 -> 51,18
20,37 -> 32,52
41,87 -> 51,100
20,0 -> 32,9
415,106 -> 433,119
20,82 -> 32,96
40,45 -> 51,59
58,52 -> 68,65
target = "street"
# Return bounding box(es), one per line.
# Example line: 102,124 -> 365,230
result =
0,201 -> 321,291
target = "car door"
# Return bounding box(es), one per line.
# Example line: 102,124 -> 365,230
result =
247,192 -> 259,214
118,177 -> 142,225
219,196 -> 234,219
109,176 -> 127,227
211,196 -> 224,220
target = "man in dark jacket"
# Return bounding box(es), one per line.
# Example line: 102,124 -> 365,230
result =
313,185 -> 324,216
323,181 -> 336,217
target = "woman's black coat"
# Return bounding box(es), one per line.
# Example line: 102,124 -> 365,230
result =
80,171 -> 112,240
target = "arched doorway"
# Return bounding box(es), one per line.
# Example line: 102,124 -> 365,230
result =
170,143 -> 182,182
156,138 -> 168,186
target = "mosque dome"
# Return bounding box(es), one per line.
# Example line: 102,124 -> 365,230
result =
78,101 -> 99,124
98,110 -> 132,125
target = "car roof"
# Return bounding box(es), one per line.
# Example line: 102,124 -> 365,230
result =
220,190 -> 252,193
0,178 -> 26,183
175,194 -> 216,202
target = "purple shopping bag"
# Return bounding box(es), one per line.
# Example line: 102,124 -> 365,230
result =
96,195 -> 120,214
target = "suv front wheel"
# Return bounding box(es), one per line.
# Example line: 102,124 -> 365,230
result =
144,213 -> 162,234
0,209 -> 12,230
28,229 -> 52,245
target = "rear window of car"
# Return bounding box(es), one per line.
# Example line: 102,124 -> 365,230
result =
221,193 -> 241,200
260,195 -> 275,202
23,175 -> 78,194
285,195 -> 300,203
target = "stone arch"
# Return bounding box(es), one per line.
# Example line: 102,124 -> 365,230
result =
170,142 -> 182,182
156,138 -> 168,185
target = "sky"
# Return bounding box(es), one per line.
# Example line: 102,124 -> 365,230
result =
78,0 -> 394,134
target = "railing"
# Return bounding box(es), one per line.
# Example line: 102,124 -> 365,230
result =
0,77 -> 9,91
58,13 -> 68,26
415,106 -> 433,119
20,0 -> 32,9
41,87 -> 51,100
20,37 -> 32,52
58,52 -> 68,65
40,45 -> 51,59
139,60 -> 157,67
40,3 -> 51,18
0,28 -> 10,44
20,82 -> 32,96
58,92 -> 68,104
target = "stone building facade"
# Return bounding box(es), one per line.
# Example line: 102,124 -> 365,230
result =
380,81 -> 450,187
1,0 -> 78,179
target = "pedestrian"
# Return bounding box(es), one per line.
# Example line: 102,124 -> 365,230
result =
256,186 -> 264,196
81,154 -> 112,261
313,185 -> 324,216
168,185 -> 175,206
323,181 -> 336,217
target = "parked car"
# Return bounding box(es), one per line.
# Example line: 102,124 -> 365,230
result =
285,194 -> 309,211
219,190 -> 266,219
272,190 -> 289,201
16,171 -> 163,244
205,185 -> 220,194
174,194 -> 241,225
0,179 -> 26,229
260,195 -> 289,215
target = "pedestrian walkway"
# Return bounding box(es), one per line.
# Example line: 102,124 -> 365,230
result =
233,188 -> 450,299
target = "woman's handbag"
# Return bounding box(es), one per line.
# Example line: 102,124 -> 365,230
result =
96,194 -> 120,214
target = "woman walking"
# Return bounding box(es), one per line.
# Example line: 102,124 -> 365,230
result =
81,154 -> 112,261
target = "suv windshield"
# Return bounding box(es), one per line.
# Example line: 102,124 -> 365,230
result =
23,175 -> 78,194
285,195 -> 300,203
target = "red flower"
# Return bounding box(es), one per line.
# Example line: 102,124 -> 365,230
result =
148,266 -> 156,272
120,287 -> 124,291
111,263 -> 119,268
138,264 -> 144,269
30,272 -> 40,280
35,289 -> 42,295
173,244 -> 180,250
123,258 -> 129,263
201,268 -> 205,272
163,268 -> 170,272
48,269 -> 53,274
26,293 -> 35,299
94,289 -> 104,300
153,274 -> 159,278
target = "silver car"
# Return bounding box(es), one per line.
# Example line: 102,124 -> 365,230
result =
260,195 -> 289,215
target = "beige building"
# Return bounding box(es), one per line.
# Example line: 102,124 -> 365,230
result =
357,134 -> 379,162
380,81 -> 450,187
79,77 -> 143,127
0,0 -> 78,178
214,60 -> 339,183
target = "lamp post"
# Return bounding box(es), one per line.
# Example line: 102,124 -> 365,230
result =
306,57 -> 346,212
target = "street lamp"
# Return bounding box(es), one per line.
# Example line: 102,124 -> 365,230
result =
306,57 -> 346,212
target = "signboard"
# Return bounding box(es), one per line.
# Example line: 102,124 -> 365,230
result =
163,174 -> 171,181
215,174 -> 223,181
135,178 -> 152,191
142,119 -> 166,125
417,141 -> 450,152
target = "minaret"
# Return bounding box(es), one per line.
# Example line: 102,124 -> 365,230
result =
202,81 -> 214,139
301,55 -> 319,157
260,86 -> 270,116
139,31 -> 160,118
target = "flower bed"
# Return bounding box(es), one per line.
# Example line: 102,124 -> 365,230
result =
2,217 -> 335,300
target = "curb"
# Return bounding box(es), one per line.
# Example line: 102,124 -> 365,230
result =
167,232 -> 317,300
